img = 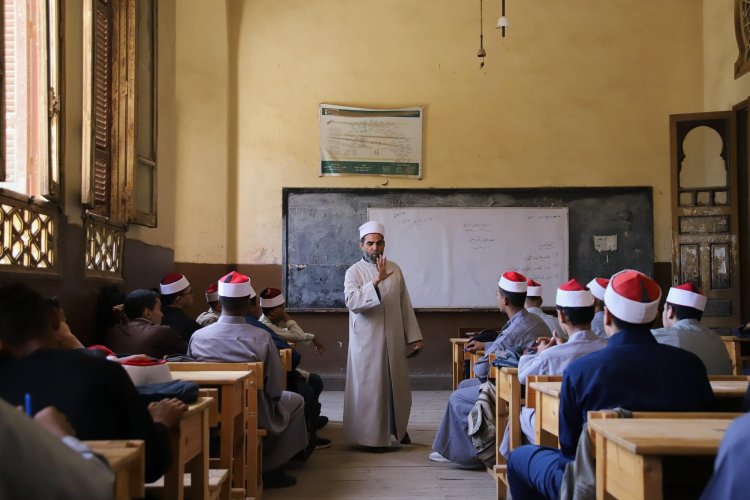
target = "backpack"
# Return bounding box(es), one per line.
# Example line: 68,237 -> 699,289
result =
466,380 -> 497,467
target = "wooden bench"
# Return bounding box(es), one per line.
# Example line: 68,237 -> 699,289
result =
587,411 -> 740,500
86,440 -> 145,500
279,348 -> 293,389
170,362 -> 266,499
720,336 -> 750,375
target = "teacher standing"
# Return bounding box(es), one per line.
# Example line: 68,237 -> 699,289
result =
343,221 -> 424,448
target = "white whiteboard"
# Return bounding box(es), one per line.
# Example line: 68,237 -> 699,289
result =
367,207 -> 569,308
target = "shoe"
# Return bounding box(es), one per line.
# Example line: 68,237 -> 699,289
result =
263,469 -> 297,488
400,432 -> 411,444
315,415 -> 329,430
429,451 -> 452,463
312,436 -> 332,450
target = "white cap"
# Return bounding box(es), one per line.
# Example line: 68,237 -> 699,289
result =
526,279 -> 542,297
666,283 -> 707,312
218,271 -> 256,298
159,273 -> 190,295
556,279 -> 595,308
259,287 -> 285,308
498,271 -> 528,293
359,221 -> 385,238
587,277 -> 609,301
603,270 -> 661,324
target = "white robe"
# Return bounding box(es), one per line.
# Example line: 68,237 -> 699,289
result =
343,258 -> 423,447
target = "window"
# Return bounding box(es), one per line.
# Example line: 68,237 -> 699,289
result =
81,0 -> 157,277
0,0 -> 61,272
0,0 -> 61,199
736,0 -> 750,79
82,0 -> 157,226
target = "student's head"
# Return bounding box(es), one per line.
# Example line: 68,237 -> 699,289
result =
662,282 -> 706,327
602,270 -> 661,336
497,271 -> 528,313
204,283 -> 221,313
217,271 -> 256,317
0,283 -> 55,350
587,277 -> 609,312
358,221 -> 385,264
159,273 -> 193,309
124,289 -> 163,325
524,279 -> 543,308
259,287 -> 286,322
555,279 -> 595,333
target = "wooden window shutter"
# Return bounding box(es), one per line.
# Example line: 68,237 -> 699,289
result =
82,0 -> 113,212
92,0 -> 113,210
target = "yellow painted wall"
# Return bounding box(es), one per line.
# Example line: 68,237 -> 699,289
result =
211,0 -> 703,265
704,0 -> 750,110
168,0 -> 230,262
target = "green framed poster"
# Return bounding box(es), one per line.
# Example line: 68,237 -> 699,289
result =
319,104 -> 423,178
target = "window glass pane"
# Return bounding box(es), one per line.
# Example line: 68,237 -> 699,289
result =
136,0 -> 154,159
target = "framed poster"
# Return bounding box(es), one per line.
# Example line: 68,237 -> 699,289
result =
319,104 -> 423,178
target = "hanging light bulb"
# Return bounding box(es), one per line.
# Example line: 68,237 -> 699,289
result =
496,0 -> 508,37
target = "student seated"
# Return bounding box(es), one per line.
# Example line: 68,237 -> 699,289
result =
652,282 -> 732,375
106,289 -> 188,358
586,277 -> 609,339
499,279 -> 608,458
0,399 -> 115,499
507,270 -> 714,500
0,283 -> 187,483
159,273 -> 201,342
430,271 -> 548,467
524,279 -> 562,337
465,271 -> 550,381
188,272 -> 308,488
196,283 -> 221,326
259,287 -> 325,353
255,288 -> 330,446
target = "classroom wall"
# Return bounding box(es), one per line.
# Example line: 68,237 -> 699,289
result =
210,0 -> 704,267
704,0 -> 750,110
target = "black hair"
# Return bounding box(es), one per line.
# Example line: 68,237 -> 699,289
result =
611,312 -> 654,331
124,289 -> 160,320
160,291 -> 180,307
262,306 -> 282,317
556,305 -> 595,326
220,295 -> 250,314
0,283 -> 54,347
526,296 -> 543,306
667,302 -> 703,321
499,288 -> 526,308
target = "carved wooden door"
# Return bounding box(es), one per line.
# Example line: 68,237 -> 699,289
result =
670,112 -> 740,329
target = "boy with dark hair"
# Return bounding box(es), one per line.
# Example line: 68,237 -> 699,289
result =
652,282 -> 732,375
106,289 -> 187,358
159,273 -> 201,342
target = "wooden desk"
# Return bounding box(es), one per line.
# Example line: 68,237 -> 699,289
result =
86,440 -> 145,500
527,380 -> 562,447
529,379 -> 747,446
171,371 -> 249,492
449,338 -> 471,389
720,336 -> 750,375
588,418 -> 731,500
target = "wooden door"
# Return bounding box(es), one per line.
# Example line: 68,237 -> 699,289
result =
670,112 -> 740,329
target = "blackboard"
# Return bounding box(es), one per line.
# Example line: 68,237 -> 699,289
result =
283,187 -> 654,311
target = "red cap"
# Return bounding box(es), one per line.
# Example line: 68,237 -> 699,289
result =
498,271 -> 528,293
556,279 -> 595,307
205,283 -> 219,302
666,282 -> 707,311
160,273 -> 190,295
604,270 -> 661,324
218,271 -> 256,298
526,278 -> 542,297
259,287 -> 285,308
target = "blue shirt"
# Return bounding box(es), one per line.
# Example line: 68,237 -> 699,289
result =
474,309 -> 549,378
558,329 -> 714,462
700,412 -> 750,499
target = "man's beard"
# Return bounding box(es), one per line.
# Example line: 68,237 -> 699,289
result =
362,251 -> 380,264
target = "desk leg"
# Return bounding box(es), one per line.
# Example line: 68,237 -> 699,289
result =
165,428 -> 185,500
186,411 -> 209,500
452,343 -> 462,390
232,411 -> 247,491
219,388 -> 236,489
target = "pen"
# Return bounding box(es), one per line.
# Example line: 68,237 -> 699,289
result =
24,393 -> 32,416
